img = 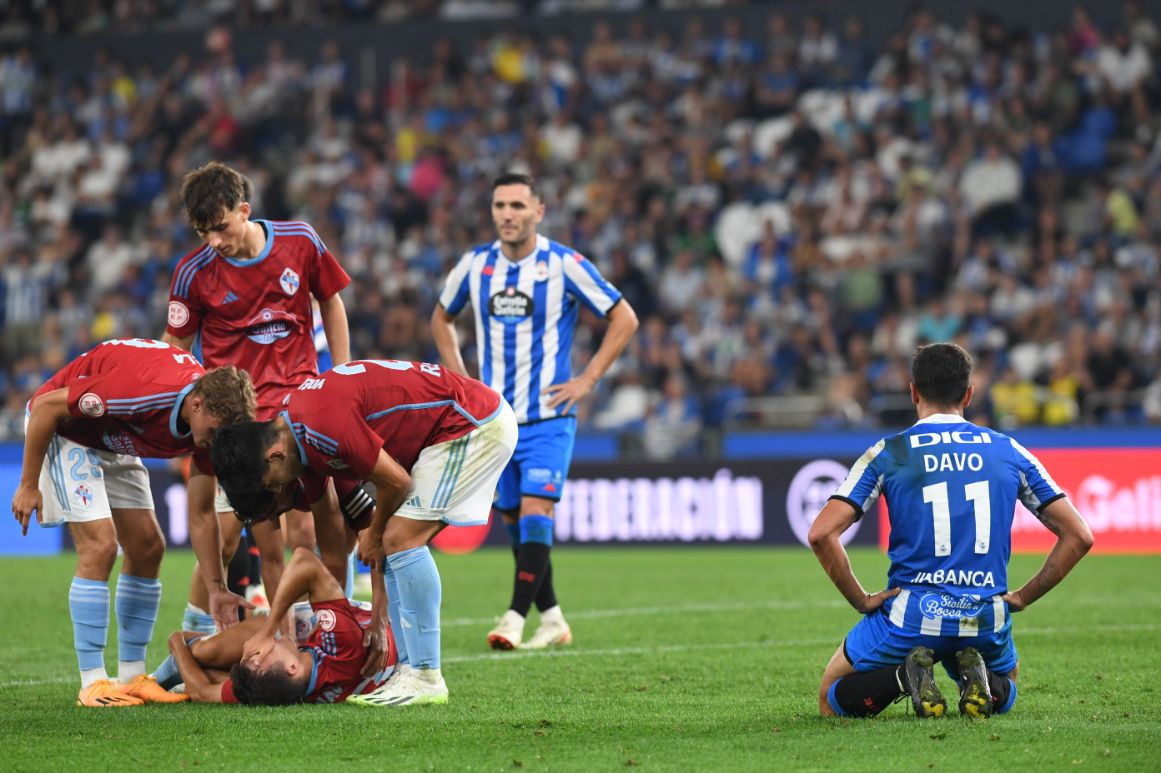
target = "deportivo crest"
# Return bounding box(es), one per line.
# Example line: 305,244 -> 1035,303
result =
535,261 -> 549,281
317,609 -> 337,632
74,484 -> 94,508
78,393 -> 105,417
168,301 -> 190,327
489,287 -> 534,322
280,267 -> 301,296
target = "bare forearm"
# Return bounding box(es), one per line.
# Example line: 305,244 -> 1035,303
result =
18,410 -> 57,487
169,635 -> 216,700
1011,534 -> 1090,608
188,508 -> 227,594
431,308 -> 470,377
578,302 -> 638,386
162,332 -> 193,350
811,537 -> 868,611
265,550 -> 319,630
319,295 -> 350,366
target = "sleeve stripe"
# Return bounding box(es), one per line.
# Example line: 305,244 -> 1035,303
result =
828,494 -> 866,520
833,439 -> 886,499
1009,438 -> 1064,495
174,248 -> 215,299
272,223 -> 326,255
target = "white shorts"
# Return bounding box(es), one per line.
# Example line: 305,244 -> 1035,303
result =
395,400 -> 518,526
33,428 -> 153,527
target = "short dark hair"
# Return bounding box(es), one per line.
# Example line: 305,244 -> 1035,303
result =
228,661 -> 304,706
181,161 -> 251,231
211,421 -> 280,523
492,172 -> 538,196
911,343 -> 973,407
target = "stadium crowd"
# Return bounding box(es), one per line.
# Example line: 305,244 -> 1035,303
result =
1,2 -> 1161,457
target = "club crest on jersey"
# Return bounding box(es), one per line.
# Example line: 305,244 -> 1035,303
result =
280,268 -> 301,296
535,261 -> 549,282
489,287 -> 534,323
316,609 -> 337,632
168,301 -> 189,328
78,392 -> 105,417
73,484 -> 94,508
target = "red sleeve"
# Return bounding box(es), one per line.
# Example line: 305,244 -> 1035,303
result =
166,255 -> 206,339
301,406 -> 381,481
300,470 -> 331,506
220,679 -> 240,704
65,371 -> 141,420
309,248 -> 350,301
337,415 -> 383,480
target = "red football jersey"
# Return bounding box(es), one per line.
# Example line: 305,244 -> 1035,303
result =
31,338 -> 213,473
283,360 -> 502,479
221,599 -> 396,704
166,219 -> 349,415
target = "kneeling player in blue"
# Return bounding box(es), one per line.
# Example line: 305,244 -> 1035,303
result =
809,343 -> 1094,718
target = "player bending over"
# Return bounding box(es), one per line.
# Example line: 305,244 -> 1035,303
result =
165,547 -> 394,705
11,338 -> 255,707
212,358 -> 517,706
810,343 -> 1093,719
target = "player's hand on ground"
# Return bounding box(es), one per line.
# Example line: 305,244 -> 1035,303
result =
543,375 -> 595,414
357,526 -> 385,570
855,587 -> 900,614
1001,590 -> 1027,612
243,631 -> 277,665
360,619 -> 390,678
208,588 -> 254,631
11,484 -> 43,536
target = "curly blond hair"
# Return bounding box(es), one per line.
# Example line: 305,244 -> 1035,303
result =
193,366 -> 257,425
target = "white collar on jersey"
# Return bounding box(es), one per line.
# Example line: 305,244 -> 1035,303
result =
912,412 -> 968,426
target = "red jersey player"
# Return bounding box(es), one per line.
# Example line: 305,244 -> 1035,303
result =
168,547 -> 396,705
161,161 -> 353,633
11,338 -> 255,707
211,359 -> 518,706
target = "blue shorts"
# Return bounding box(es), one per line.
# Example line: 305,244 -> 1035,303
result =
844,608 -> 1019,679
495,417 -> 576,511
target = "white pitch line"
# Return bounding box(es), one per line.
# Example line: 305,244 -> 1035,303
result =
443,598 -> 847,627
4,622 -> 1157,689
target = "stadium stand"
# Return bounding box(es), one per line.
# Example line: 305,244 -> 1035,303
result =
1,1 -> 1160,459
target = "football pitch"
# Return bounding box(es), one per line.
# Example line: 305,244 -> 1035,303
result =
0,547 -> 1157,771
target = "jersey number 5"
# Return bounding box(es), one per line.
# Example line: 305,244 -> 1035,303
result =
922,481 -> 991,557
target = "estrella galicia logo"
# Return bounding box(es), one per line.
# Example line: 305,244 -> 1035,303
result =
489,287 -> 534,323
280,267 -> 301,296
918,592 -> 986,620
244,308 -> 299,345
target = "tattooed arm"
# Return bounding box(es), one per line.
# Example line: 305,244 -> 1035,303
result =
1003,498 -> 1094,611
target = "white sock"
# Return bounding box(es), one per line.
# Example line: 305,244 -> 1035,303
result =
539,605 -> 564,623
118,661 -> 146,682
415,667 -> 442,682
80,667 -> 109,689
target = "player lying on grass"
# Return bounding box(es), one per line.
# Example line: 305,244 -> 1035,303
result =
11,338 -> 255,707
809,343 -> 1094,719
212,358 -> 517,706
164,547 -> 395,705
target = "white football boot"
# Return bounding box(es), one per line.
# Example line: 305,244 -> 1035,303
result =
523,606 -> 573,649
486,609 -> 525,650
347,668 -> 448,707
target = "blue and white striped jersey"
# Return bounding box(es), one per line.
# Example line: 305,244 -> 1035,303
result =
831,413 -> 1066,636
438,235 -> 623,424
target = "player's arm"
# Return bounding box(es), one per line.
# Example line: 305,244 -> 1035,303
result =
808,499 -> 899,614
316,292 -> 350,366
168,631 -> 227,703
430,303 -> 471,378
188,468 -> 253,630
12,387 -> 70,534
243,547 -> 345,661
161,332 -> 195,350
544,299 -> 639,413
1003,498 -> 1094,612
357,448 -> 413,569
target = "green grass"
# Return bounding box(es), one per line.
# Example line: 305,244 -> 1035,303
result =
0,547 -> 1158,771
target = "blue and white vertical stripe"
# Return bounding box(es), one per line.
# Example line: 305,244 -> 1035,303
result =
439,235 -> 622,424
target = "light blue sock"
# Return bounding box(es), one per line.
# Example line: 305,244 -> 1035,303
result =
182,603 -> 216,635
383,562 -> 408,667
69,577 -> 109,676
153,634 -> 204,689
116,574 -> 161,680
387,546 -> 441,671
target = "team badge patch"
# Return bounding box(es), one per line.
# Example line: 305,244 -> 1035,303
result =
168,301 -> 189,328
78,393 -> 106,417
280,268 -> 301,296
74,484 -> 94,508
535,261 -> 549,281
317,609 -> 337,632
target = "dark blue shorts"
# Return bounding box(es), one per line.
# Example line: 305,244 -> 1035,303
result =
495,417 -> 576,511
